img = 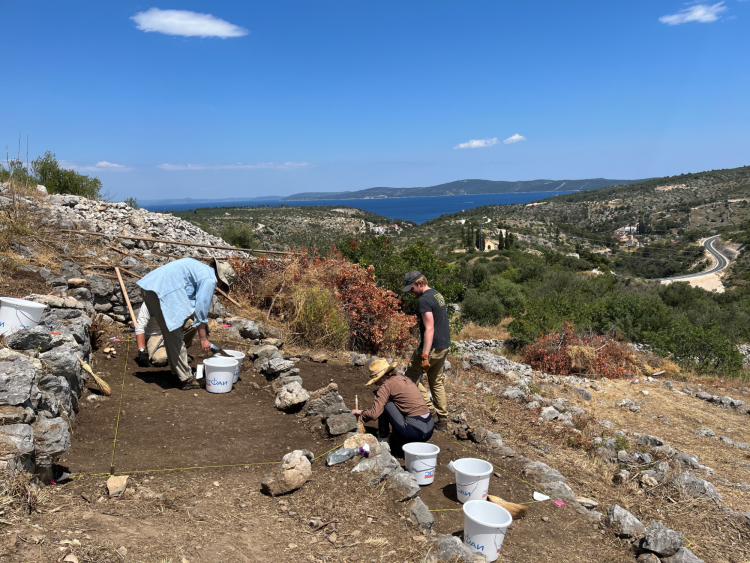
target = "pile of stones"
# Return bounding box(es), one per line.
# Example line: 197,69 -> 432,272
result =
0,300 -> 92,482
453,338 -> 505,352
29,192 -> 241,259
681,386 -> 749,413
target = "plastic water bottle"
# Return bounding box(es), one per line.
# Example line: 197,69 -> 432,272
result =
326,448 -> 357,466
326,445 -> 371,466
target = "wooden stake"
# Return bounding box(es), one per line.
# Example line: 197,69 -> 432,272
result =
487,495 -> 527,519
114,267 -> 137,326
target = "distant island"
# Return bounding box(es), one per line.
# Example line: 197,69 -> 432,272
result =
280,178 -> 645,201
138,195 -> 282,206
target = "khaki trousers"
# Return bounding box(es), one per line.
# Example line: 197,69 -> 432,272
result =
404,347 -> 449,419
141,290 -> 193,383
147,319 -> 196,367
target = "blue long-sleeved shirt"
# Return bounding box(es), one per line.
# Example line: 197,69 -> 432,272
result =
137,258 -> 216,332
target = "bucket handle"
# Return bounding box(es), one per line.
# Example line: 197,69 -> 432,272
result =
410,459 -> 437,472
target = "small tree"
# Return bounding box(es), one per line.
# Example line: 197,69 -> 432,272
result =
124,197 -> 140,209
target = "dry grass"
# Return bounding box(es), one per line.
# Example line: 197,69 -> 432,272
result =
455,319 -> 512,341
0,471 -> 50,524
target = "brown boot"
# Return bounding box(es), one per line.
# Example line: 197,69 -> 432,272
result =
180,377 -> 201,391
435,417 -> 449,432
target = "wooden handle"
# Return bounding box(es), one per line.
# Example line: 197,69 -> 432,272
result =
114,267 -> 137,326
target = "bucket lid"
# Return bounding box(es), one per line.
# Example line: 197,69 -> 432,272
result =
463,500 -> 513,528
214,350 -> 245,358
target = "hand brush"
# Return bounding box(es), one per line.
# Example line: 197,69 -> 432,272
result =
77,357 -> 111,396
488,495 -> 527,519
356,395 -> 365,434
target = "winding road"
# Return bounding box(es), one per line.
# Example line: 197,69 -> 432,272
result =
657,235 -> 729,281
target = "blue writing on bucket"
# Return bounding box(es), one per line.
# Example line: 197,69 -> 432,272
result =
464,533 -> 484,552
207,378 -> 229,386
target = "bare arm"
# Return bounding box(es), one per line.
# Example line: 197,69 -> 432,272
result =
421,311 -> 434,356
198,322 -> 210,354
136,333 -> 146,350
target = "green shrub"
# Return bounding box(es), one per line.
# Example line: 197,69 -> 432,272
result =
124,197 -> 140,209
479,276 -> 526,315
31,151 -> 102,199
292,286 -> 349,349
461,289 -> 505,326
221,223 -> 257,248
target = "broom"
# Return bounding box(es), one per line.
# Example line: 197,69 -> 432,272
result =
488,495 -> 527,519
355,395 -> 365,434
77,357 -> 112,396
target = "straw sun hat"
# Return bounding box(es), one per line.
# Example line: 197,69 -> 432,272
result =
366,358 -> 399,386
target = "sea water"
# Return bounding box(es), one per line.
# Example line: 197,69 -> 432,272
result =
143,191 -> 576,225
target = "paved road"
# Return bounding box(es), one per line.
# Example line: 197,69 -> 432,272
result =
657,235 -> 729,281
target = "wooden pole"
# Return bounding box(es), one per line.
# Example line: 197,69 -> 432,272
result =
215,286 -> 243,309
61,229 -> 295,256
114,267 -> 137,326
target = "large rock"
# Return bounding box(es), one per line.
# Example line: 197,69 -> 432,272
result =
0,405 -> 34,424
638,435 -> 665,447
84,273 -> 114,298
605,504 -> 646,539
540,406 -> 560,421
670,471 -> 722,503
33,416 -> 71,466
271,375 -> 303,393
425,534 -> 483,563
36,374 -> 75,418
409,497 -> 434,533
540,480 -> 577,503
326,413 -> 358,436
0,423 -> 35,454
304,383 -> 348,418
60,260 -> 83,280
388,470 -> 420,501
274,382 -> 310,411
6,326 -> 53,352
264,357 -> 296,377
662,548 -> 705,563
352,452 -> 401,485
674,452 -> 699,469
261,450 -> 312,496
641,520 -> 684,557
0,358 -> 37,406
40,347 -> 84,398
0,423 -> 35,473
241,321 -> 265,340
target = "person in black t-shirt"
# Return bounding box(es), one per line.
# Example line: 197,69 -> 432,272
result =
402,270 -> 451,431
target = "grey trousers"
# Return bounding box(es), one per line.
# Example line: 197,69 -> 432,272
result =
141,290 -> 193,383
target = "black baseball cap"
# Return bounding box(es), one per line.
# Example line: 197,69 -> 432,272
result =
402,270 -> 422,292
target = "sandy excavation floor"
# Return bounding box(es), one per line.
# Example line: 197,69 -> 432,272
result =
0,326 -> 640,563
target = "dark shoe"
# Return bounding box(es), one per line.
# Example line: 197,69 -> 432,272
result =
435,418 -> 449,432
187,354 -> 195,364
180,377 -> 201,391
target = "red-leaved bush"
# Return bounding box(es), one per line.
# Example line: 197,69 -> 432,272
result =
229,251 -> 416,354
523,322 -> 642,379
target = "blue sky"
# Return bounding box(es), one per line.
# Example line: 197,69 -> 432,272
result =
1,1 -> 748,201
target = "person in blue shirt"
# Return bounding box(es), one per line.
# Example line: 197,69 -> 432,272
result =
137,257 -> 235,390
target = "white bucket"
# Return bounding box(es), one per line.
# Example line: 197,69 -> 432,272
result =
0,297 -> 47,336
203,357 -> 238,394
214,350 -> 245,383
447,458 -> 493,503
403,442 -> 440,485
463,500 -> 513,561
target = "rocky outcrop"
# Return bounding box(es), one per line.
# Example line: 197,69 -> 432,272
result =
261,450 -> 313,496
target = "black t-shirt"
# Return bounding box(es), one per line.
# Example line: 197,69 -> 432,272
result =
418,288 -> 451,350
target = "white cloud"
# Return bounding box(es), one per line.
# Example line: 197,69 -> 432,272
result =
61,160 -> 133,172
131,8 -> 248,38
454,137 -> 499,149
157,162 -> 310,171
503,134 -> 526,144
659,2 -> 727,25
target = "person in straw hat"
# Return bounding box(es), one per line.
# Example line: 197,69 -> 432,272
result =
351,358 -> 434,444
137,257 -> 235,390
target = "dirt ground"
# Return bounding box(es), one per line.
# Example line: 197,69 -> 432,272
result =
1,325 -> 638,563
